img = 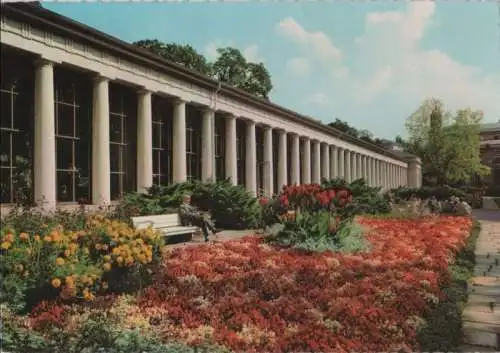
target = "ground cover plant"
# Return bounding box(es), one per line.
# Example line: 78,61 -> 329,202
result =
2,215 -> 473,353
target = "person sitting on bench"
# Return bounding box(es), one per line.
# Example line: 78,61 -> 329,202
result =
179,194 -> 217,242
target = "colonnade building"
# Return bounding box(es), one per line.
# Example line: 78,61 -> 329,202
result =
0,3 -> 422,211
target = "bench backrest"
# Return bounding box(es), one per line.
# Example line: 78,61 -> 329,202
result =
131,213 -> 181,230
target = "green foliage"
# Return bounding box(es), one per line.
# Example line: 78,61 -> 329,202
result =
403,98 -> 490,185
133,39 -> 212,75
265,212 -> 369,254
390,186 -> 469,201
1,306 -> 232,353
327,118 -> 388,147
116,180 -> 261,229
417,221 -> 480,351
133,40 -> 273,99
323,178 -> 391,215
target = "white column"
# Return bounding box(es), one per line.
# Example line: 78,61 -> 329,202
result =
321,143 -> 330,181
225,114 -> 237,185
370,159 -> 375,187
172,99 -> 187,183
245,120 -> 257,195
355,153 -> 361,181
363,155 -> 368,183
34,59 -> 56,208
277,130 -> 288,190
344,150 -> 351,182
91,75 -> 110,205
312,141 -> 321,184
330,146 -> 338,178
302,138 -> 311,184
137,89 -> 153,193
338,148 -> 344,179
263,126 -> 273,196
291,134 -> 300,185
201,108 -> 215,182
374,160 -> 379,187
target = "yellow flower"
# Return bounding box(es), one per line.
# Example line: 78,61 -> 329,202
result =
43,236 -> 52,243
1,242 -> 11,250
55,257 -> 65,266
4,233 -> 14,243
103,263 -> 112,271
51,278 -> 61,288
83,288 -> 95,301
103,255 -> 111,262
116,256 -> 124,265
22,271 -> 29,278
19,232 -> 29,241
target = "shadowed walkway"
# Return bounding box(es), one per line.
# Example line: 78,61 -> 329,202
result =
461,210 -> 500,352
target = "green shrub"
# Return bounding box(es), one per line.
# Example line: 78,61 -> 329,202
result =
0,215 -> 163,313
323,178 -> 390,215
391,186 -> 468,202
115,180 -> 261,229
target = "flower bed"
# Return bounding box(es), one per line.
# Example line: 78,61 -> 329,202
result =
5,215 -> 472,353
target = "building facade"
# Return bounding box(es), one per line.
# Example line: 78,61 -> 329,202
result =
0,3 -> 422,212
479,121 -> 500,188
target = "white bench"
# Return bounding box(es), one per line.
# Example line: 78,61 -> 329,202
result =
131,214 -> 199,244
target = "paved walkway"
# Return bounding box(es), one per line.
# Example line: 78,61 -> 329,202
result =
461,210 -> 500,352
164,229 -> 259,250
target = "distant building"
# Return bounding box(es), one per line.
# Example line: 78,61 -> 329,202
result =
479,120 -> 500,187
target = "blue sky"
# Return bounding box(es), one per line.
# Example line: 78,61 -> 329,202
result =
44,1 -> 499,139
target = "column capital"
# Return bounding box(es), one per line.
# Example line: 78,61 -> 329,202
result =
34,57 -> 54,68
201,106 -> 216,114
138,87 -> 152,96
172,97 -> 187,106
92,74 -> 112,84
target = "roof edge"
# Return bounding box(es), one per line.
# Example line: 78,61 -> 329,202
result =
1,2 -> 407,162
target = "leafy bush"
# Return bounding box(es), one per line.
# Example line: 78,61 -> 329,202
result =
323,178 -> 391,215
115,180 -> 260,229
391,186 -> 468,202
0,215 -> 163,312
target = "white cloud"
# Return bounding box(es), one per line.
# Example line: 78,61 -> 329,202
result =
286,57 -> 311,76
275,1 -> 500,135
305,92 -> 328,105
352,0 -> 500,117
204,40 -> 264,63
276,17 -> 344,77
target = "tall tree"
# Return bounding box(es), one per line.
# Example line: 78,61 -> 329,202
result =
133,40 -> 212,76
212,47 -> 273,99
133,40 -> 273,99
404,98 -> 489,185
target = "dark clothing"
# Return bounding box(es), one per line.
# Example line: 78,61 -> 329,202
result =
179,202 -> 216,242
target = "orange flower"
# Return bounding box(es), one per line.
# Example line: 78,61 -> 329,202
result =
43,236 -> 52,243
51,278 -> 61,288
34,235 -> 41,242
55,257 -> 65,266
19,232 -> 29,241
103,263 -> 112,271
4,233 -> 14,243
